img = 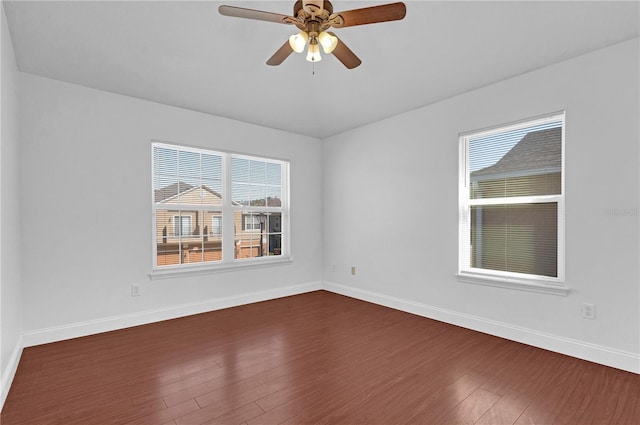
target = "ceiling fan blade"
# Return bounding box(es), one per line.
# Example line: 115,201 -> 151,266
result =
218,5 -> 296,24
266,41 -> 294,66
328,33 -> 361,69
331,2 -> 406,28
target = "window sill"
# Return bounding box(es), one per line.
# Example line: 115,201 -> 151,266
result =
456,272 -> 570,296
149,257 -> 293,280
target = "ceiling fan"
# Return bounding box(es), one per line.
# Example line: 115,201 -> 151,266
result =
219,0 -> 406,69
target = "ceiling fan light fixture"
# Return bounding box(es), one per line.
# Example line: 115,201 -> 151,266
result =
318,31 -> 338,54
306,40 -> 322,62
289,31 -> 309,53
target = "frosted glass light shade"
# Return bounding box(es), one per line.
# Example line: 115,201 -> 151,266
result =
318,31 -> 338,54
289,31 -> 309,53
306,42 -> 322,62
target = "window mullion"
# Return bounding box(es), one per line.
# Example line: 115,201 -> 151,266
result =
222,154 -> 234,262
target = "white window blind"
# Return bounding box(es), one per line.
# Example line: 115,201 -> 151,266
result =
152,143 -> 289,273
459,113 -> 565,289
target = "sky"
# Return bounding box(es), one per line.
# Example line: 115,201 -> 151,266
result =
468,119 -> 562,173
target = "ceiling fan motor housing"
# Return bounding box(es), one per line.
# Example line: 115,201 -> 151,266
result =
294,0 -> 339,35
298,0 -> 333,16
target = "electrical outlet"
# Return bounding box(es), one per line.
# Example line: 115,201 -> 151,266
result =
131,284 -> 141,297
351,266 -> 356,276
581,303 -> 595,319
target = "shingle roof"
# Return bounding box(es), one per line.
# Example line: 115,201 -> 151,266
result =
154,182 -> 193,203
471,127 -> 561,178
154,182 -> 223,203
154,182 -> 279,206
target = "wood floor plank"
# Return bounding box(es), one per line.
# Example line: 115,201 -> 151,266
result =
163,331 -> 342,408
200,402 -> 264,425
251,371 -> 396,425
78,398 -> 168,425
475,389 -> 532,425
432,388 -> 500,425
1,291 -> 638,425
183,374 -> 294,423
301,332 -> 498,425
550,362 -> 635,425
176,401 -> 263,425
131,363 -> 226,406
513,354 -> 588,425
606,371 -> 640,425
122,399 -> 200,425
403,373 -> 486,425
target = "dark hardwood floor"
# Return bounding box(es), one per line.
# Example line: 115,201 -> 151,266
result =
1,290 -> 638,424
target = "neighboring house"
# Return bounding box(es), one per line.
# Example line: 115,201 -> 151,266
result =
154,182 -> 281,266
469,127 -> 561,277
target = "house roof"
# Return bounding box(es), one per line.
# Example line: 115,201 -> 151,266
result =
471,127 -> 561,179
155,182 -> 190,203
155,182 -> 277,207
154,182 -> 222,203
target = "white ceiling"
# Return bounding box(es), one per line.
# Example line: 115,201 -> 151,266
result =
4,0 -> 639,139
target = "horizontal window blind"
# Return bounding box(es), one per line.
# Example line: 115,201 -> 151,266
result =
231,157 -> 283,207
470,203 -> 558,277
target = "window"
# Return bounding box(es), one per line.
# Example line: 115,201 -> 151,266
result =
211,216 -> 222,235
458,113 -> 566,294
242,214 -> 261,231
173,215 -> 191,237
152,142 -> 289,274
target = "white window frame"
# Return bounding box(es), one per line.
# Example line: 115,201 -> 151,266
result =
150,142 -> 291,279
457,112 -> 568,295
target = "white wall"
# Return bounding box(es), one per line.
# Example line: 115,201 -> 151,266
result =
18,73 -> 323,341
1,1 -> 23,407
323,39 -> 639,372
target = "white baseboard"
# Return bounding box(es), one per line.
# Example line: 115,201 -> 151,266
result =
22,281 -> 323,347
1,335 -> 23,411
323,281 -> 640,374
15,279 -> 639,378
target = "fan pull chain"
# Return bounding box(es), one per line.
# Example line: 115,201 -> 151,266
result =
312,60 -> 315,76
